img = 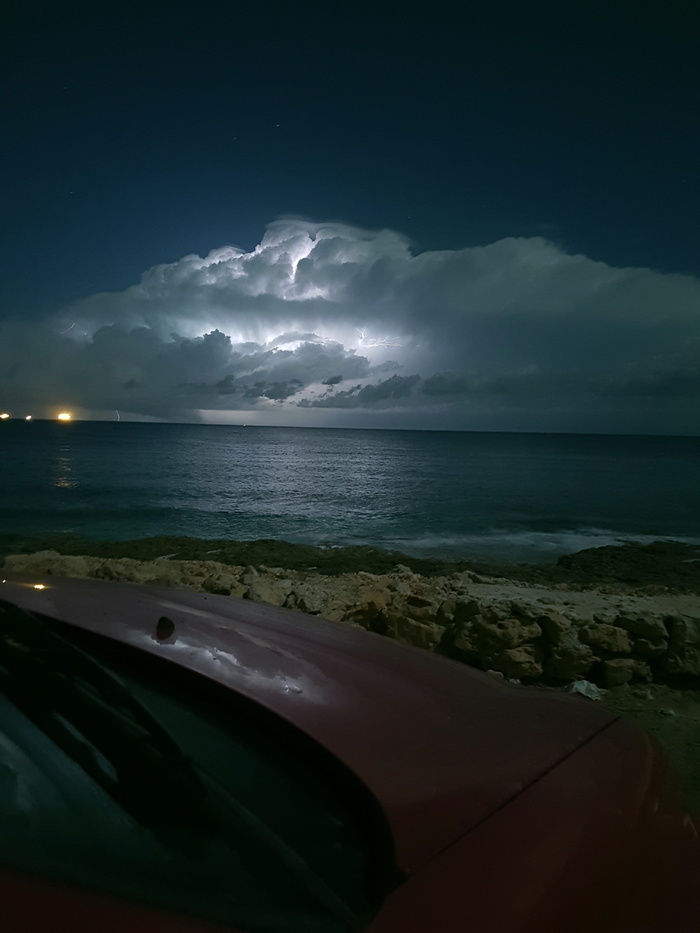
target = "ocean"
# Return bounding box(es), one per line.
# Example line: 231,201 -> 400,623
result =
0,421 -> 698,564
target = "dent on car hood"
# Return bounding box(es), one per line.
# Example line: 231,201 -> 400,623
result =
0,574 -> 620,873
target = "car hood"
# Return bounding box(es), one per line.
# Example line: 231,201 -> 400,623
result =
0,574 -> 619,873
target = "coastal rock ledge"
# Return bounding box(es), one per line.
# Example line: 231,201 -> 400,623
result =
4,550 -> 700,687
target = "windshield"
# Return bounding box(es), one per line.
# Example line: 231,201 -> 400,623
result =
0,600 -> 396,932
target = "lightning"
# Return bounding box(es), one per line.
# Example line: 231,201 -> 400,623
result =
356,328 -> 401,349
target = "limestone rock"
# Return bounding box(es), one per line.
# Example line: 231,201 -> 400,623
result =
536,611 -> 571,645
615,612 -> 668,640
401,593 -> 441,621
3,550 -> 91,578
487,645 -> 543,680
662,650 -> 700,676
452,599 -> 480,624
385,615 -> 445,651
287,578 -> 329,615
603,658 -> 652,687
668,615 -> 700,650
241,565 -> 260,584
450,627 -> 481,665
579,623 -> 632,654
632,637 -> 668,657
393,564 -> 418,577
4,547 -> 699,687
247,576 -> 294,607
472,615 -> 542,651
348,588 -> 392,627
437,599 -> 457,624
545,644 -> 599,681
662,615 -> 700,675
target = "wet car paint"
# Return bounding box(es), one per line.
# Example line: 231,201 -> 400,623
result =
0,574 -> 620,872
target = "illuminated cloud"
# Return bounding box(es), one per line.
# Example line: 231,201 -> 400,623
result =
1,218 -> 699,432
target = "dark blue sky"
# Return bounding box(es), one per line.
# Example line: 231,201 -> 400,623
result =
1,1 -> 699,433
2,0 -> 698,315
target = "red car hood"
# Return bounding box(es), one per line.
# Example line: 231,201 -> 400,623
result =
0,574 -> 619,873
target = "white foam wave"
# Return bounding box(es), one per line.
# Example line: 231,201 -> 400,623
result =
355,529 -> 700,564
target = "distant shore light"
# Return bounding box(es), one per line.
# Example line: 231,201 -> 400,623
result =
25,415 -> 32,421
57,412 -> 72,421
0,413 -> 9,420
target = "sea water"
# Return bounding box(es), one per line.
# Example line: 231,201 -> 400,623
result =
0,421 -> 698,563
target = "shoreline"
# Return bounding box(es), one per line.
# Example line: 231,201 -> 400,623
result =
3,541 -> 699,687
1,534 -> 699,593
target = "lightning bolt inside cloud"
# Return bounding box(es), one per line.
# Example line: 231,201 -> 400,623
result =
356,328 -> 401,348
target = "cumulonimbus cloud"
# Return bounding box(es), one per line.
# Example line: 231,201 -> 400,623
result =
1,218 -> 698,432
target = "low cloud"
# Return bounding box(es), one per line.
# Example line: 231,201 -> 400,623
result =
421,373 -> 473,396
299,373 -> 421,408
1,218 -> 699,432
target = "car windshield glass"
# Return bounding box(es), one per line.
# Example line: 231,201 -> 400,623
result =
0,601 -> 396,932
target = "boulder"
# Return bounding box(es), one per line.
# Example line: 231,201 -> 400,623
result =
241,565 -> 260,584
579,623 -> 632,654
662,650 -> 700,677
472,615 -> 542,651
401,593 -> 442,621
486,645 -> 543,680
536,611 -> 571,645
662,615 -> 700,676
247,576 -> 294,607
615,612 -> 668,640
544,644 -> 599,681
436,599 -> 457,624
452,599 -> 481,624
388,578 -> 411,596
603,658 -> 652,687
667,615 -> 700,650
632,637 -> 668,657
348,588 -> 392,627
385,615 -> 445,651
450,627 -> 482,665
287,577 -> 331,615
663,615 -> 700,675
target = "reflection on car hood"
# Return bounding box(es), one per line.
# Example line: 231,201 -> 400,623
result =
0,574 -> 619,873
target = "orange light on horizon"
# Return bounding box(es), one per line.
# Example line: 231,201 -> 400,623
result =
0,413 -> 9,419
57,412 -> 72,421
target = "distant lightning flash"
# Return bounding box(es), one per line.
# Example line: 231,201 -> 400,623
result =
59,323 -> 76,335
356,328 -> 401,349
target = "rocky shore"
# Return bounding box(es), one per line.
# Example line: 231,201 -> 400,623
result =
4,540 -> 700,688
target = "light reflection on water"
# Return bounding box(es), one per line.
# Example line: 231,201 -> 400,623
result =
1,423 -> 699,563
53,454 -> 78,490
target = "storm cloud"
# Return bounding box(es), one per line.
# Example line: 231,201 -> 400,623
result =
2,218 -> 698,432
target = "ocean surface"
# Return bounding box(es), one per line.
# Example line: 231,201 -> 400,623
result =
0,421 -> 698,564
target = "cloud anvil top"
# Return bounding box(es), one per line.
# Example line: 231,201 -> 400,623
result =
1,220 -> 698,434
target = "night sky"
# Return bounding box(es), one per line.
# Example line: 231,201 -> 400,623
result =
2,0 -> 699,432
